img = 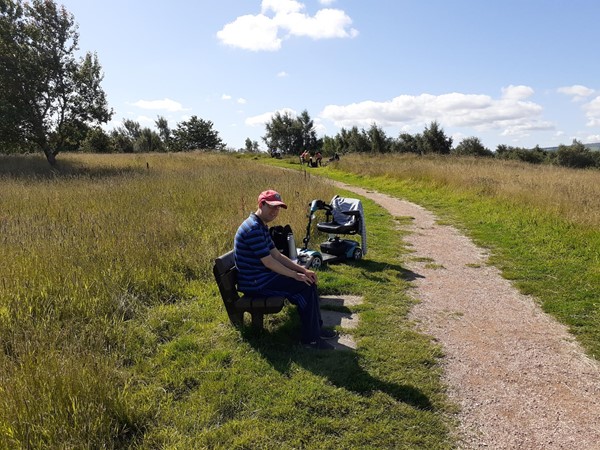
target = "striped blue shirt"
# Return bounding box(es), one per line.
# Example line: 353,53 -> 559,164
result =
234,213 -> 277,292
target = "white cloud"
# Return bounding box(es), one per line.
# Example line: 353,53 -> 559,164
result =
277,71 -> 289,77
313,117 -> 327,135
217,14 -> 281,51
217,1 -> 357,51
131,98 -> 186,112
584,96 -> 600,127
319,0 -> 336,5
557,85 -> 595,101
501,85 -> 534,100
261,0 -> 304,15
246,108 -> 297,127
223,95 -> 247,105
320,86 -> 553,138
275,8 -> 358,40
585,134 -> 600,142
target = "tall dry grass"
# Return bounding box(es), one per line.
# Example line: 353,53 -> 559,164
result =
337,153 -> 600,227
0,152 -> 334,448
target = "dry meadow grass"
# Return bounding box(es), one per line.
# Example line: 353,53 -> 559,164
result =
338,153 -> 600,228
0,152 -> 335,448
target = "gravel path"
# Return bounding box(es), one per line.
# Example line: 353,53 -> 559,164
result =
332,182 -> 600,449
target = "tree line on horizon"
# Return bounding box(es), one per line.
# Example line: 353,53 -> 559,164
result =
259,110 -> 600,170
1,0 -> 599,170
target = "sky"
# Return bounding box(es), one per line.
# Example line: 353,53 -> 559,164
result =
58,0 -> 600,151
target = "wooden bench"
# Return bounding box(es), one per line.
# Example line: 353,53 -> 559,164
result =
213,250 -> 285,330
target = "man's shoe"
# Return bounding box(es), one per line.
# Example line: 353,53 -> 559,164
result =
320,328 -> 338,340
302,338 -> 335,350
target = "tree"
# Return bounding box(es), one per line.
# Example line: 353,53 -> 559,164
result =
346,126 -> 371,153
171,115 -> 225,151
119,119 -> 142,141
80,126 -> 112,153
393,133 -> 420,153
496,144 -> 548,164
155,116 -> 171,149
321,135 -> 339,156
296,110 -> 319,152
110,130 -> 133,153
244,137 -> 259,153
419,121 -> 453,154
555,140 -> 596,169
453,137 -> 493,157
367,123 -> 390,153
134,128 -> 164,153
262,110 -> 319,155
108,119 -> 141,153
0,0 -> 112,165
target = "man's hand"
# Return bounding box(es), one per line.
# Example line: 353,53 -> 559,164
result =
303,268 -> 317,284
294,271 -> 314,285
266,250 -> 319,284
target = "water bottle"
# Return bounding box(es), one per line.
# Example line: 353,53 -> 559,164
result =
287,233 -> 298,261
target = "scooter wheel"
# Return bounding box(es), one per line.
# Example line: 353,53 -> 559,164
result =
310,255 -> 323,269
352,248 -> 363,260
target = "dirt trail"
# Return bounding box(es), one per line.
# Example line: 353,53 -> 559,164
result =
332,182 -> 600,449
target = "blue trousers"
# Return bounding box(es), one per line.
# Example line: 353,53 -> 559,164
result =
244,275 -> 323,343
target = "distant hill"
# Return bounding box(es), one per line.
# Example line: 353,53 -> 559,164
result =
543,142 -> 600,152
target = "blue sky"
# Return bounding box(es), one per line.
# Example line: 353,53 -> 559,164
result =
60,0 -> 600,151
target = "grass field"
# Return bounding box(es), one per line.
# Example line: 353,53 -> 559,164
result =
274,153 -> 600,360
0,153 -> 453,449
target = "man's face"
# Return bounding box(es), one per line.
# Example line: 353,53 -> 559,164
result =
259,202 -> 282,223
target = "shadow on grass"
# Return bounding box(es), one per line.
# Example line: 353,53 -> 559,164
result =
347,258 -> 426,283
243,324 -> 433,411
0,155 -> 146,179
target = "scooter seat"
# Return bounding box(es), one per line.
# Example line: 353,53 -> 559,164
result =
317,221 -> 359,234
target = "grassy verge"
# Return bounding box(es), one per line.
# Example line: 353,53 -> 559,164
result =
268,154 -> 600,360
131,187 -> 453,449
0,153 -> 453,449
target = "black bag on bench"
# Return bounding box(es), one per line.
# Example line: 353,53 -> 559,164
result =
269,224 -> 293,257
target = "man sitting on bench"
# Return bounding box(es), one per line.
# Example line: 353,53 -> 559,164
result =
234,190 -> 336,350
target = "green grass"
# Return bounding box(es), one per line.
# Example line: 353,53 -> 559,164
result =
131,187 -> 453,449
0,153 -> 454,449
271,155 -> 600,360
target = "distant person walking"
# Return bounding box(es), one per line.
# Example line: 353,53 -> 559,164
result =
300,150 -> 309,165
315,151 -> 323,166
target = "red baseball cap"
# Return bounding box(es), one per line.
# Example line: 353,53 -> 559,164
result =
258,190 -> 287,209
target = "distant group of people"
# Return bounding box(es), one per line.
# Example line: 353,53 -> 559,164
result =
299,150 -> 340,166
300,150 -> 324,167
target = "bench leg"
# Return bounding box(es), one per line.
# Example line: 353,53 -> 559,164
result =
230,312 -> 244,327
225,304 -> 244,327
251,312 -> 264,330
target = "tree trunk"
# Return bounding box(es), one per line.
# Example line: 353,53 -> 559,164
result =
43,147 -> 57,166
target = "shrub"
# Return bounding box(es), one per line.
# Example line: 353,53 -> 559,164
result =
555,140 -> 597,169
453,137 -> 493,157
81,127 -> 113,153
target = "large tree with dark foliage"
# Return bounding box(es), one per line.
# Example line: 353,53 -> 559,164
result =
418,121 -> 453,155
555,140 -> 597,169
453,136 -> 493,157
262,109 -> 320,155
171,115 -> 225,151
0,0 -> 112,165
